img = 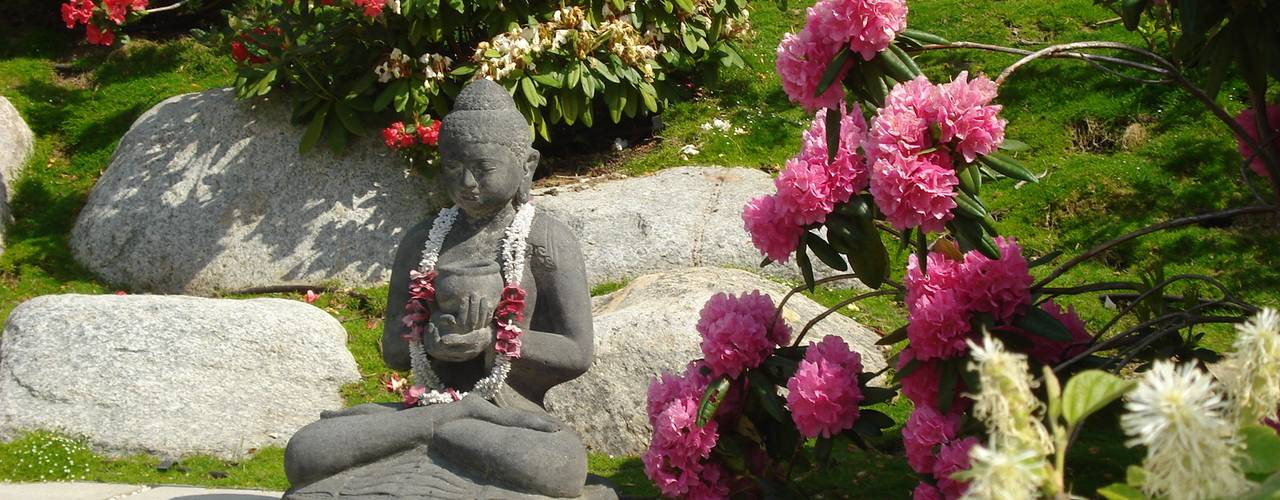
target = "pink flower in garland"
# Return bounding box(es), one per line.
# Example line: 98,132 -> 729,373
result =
801,106 -> 871,202
913,482 -> 944,500
936,72 -> 1006,162
804,0 -> 908,61
697,291 -> 791,378
902,405 -> 962,473
786,335 -> 864,438
776,30 -> 848,113
1235,103 -> 1280,178
742,195 -> 805,263
407,269 -> 436,301
960,236 -> 1032,322
402,385 -> 426,407
352,0 -> 385,18
1018,300 -> 1093,365
495,322 -> 523,358
934,436 -> 977,498
775,154 -> 837,225
869,152 -> 959,233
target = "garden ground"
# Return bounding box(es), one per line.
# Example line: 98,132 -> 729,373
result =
1,0 -> 1276,497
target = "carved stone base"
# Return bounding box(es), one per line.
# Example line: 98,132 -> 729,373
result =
283,446 -> 617,500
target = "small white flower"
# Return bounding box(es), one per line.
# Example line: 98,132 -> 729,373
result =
679,144 -> 700,159
1222,308 -> 1280,424
1121,361 -> 1248,500
613,138 -> 628,151
385,0 -> 400,14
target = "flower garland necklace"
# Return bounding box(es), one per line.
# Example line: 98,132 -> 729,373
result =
399,203 -> 535,406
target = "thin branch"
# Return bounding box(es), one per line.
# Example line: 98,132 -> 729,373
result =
769,273 -> 862,332
1032,205 -> 1278,289
915,42 -> 1167,77
142,0 -> 189,15
790,290 -> 897,347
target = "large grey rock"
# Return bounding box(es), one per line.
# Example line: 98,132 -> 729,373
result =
0,294 -> 360,459
70,88 -> 445,295
534,167 -> 850,288
0,96 -> 35,257
545,267 -> 888,456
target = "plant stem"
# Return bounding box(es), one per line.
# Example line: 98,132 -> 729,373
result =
790,290 -> 897,347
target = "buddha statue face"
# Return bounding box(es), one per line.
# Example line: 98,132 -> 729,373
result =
438,79 -> 538,219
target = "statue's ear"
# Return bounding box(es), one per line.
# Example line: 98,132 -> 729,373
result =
515,148 -> 539,206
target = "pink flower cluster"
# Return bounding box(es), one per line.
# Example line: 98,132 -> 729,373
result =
643,362 -> 732,500
902,405 -> 975,499
785,335 -> 864,438
382,120 -> 441,150
896,347 -> 967,412
776,0 -> 908,111
742,107 -> 868,262
1234,104 -> 1280,179
903,236 -> 1032,360
697,291 -> 791,379
61,0 -> 147,46
400,269 -> 436,341
353,0 -> 385,18
867,73 -> 1006,232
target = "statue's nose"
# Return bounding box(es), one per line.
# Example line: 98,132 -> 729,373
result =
461,168 -> 478,189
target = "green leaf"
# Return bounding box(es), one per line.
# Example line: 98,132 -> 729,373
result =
860,386 -> 897,405
299,102 -> 330,155
1243,425 -> 1280,474
1028,250 -> 1063,269
1098,483 -> 1147,500
334,101 -> 366,137
520,77 -> 544,107
1014,307 -> 1076,343
876,324 -> 908,346
899,28 -> 950,45
937,360 -> 959,413
977,152 -> 1039,183
639,81 -> 659,113
796,239 -> 816,292
374,80 -> 408,112
824,106 -> 842,164
530,72 -> 563,88
850,409 -> 895,437
747,370 -> 789,423
804,233 -> 848,271
567,63 -> 582,89
814,436 -> 835,466
1120,0 -> 1149,31
1061,370 -> 1135,426
1242,471 -> 1280,500
876,48 -> 918,81
697,376 -> 732,426
999,139 -> 1030,151
674,0 -> 696,14
814,47 -> 852,98
1126,465 -> 1146,488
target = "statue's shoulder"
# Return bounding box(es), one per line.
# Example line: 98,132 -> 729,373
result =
527,209 -> 582,272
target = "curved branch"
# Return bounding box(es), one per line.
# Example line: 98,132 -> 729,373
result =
769,273 -> 862,332
790,290 -> 897,347
1032,205 -> 1278,289
142,0 -> 189,15
915,42 -> 1167,76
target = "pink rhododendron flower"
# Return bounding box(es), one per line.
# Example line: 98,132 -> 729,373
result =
647,362 -> 713,426
303,289 -> 319,304
802,106 -> 871,202
960,236 -> 1032,322
1235,104 -> 1280,178
869,153 -> 959,233
904,251 -> 964,311
382,122 -> 416,149
61,0 -> 94,28
804,0 -> 908,60
642,390 -> 724,499
742,195 -> 805,263
775,154 -> 836,225
897,347 -> 969,411
913,482 -> 944,500
906,287 -> 971,360
933,436 -> 977,498
867,76 -> 942,164
936,72 -> 1006,162
1019,299 -> 1093,365
786,335 -> 864,438
902,405 -> 962,473
697,291 -> 790,378
86,24 -> 115,46
776,30 -> 848,113
352,0 -> 384,18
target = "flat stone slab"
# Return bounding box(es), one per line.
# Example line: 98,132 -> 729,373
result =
70,88 -> 444,295
534,167 -> 851,288
126,486 -> 282,499
545,267 -> 888,456
0,294 -> 360,459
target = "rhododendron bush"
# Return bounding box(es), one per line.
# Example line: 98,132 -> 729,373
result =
647,0 -> 1277,498
63,0 -> 752,156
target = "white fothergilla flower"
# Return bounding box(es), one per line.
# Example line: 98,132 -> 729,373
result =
1222,307 -> 1280,424
966,334 -> 1052,457
959,444 -> 1047,500
1121,361 -> 1249,500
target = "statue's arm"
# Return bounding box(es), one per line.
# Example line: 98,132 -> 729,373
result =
382,218 -> 434,371
521,217 -> 594,381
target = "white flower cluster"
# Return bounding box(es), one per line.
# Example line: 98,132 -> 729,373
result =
473,5 -> 658,81
723,9 -> 751,39
960,334 -> 1052,500
1222,307 -> 1280,424
405,205 -> 536,406
374,48 -> 413,83
419,53 -> 453,93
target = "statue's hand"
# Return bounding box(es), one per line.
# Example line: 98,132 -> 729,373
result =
427,293 -> 493,362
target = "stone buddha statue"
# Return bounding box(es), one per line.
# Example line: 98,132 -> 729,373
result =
283,80 -> 610,499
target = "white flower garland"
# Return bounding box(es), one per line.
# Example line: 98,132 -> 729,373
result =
405,203 -> 536,405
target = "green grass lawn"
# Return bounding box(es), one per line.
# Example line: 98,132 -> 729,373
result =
0,0 -> 1275,497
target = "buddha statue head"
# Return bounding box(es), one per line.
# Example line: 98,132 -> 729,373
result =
439,79 -> 539,219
